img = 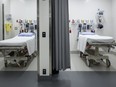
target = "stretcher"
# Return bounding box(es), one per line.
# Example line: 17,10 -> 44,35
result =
77,33 -> 116,67
0,33 -> 36,67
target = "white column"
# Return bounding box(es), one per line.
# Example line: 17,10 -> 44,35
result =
38,0 -> 51,76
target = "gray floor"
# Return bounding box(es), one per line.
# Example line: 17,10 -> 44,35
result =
0,71 -> 116,87
68,52 -> 116,71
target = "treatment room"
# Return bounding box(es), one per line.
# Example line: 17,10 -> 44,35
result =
0,0 -> 116,73
69,0 -> 116,71
0,0 -> 37,71
1,0 -> 116,86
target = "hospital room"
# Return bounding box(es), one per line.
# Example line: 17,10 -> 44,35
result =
0,0 -> 37,71
1,0 -> 116,86
0,0 -> 116,72
69,0 -> 116,71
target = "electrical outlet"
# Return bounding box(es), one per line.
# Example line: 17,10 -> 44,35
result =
43,69 -> 46,74
42,32 -> 46,38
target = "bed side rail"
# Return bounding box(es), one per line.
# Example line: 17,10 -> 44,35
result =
88,41 -> 116,47
0,46 -> 25,50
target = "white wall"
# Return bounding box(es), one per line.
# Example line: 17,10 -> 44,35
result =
10,0 -> 37,37
112,0 -> 116,40
3,0 -> 10,15
69,0 -> 113,51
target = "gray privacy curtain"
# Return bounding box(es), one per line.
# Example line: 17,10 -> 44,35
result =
52,0 -> 70,71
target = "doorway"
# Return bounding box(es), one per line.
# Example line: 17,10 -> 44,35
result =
0,0 -> 38,71
69,0 -> 116,71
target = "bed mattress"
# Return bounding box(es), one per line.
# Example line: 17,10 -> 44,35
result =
77,34 -> 114,53
0,35 -> 35,55
84,35 -> 114,43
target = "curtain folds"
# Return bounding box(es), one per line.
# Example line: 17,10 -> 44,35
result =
52,0 -> 70,71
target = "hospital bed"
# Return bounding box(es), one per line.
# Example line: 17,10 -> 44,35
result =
77,32 -> 116,67
0,33 -> 36,67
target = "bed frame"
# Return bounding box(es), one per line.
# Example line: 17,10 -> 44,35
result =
0,46 -> 35,67
80,40 -> 116,67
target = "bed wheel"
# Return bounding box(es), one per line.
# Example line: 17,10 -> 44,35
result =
32,53 -> 36,57
4,61 -> 8,67
86,59 -> 91,67
106,59 -> 111,68
23,61 -> 27,67
80,52 -> 83,58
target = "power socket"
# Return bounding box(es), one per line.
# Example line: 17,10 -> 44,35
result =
43,69 -> 46,74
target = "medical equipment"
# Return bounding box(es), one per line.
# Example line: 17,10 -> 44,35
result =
5,22 -> 12,32
6,14 -> 12,21
5,14 -> 12,32
77,23 -> 82,38
0,33 -> 36,67
78,20 -> 94,31
78,33 -> 116,67
96,9 -> 104,29
29,23 -> 35,32
16,19 -> 37,34
77,19 -> 95,39
35,25 -> 37,30
71,19 -> 75,25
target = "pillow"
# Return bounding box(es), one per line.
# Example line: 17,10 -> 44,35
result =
18,33 -> 34,36
80,32 -> 95,35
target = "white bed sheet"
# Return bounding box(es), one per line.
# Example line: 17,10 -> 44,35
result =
77,34 -> 114,53
0,35 -> 35,55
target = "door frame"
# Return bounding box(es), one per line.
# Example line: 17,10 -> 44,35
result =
2,4 -> 4,40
